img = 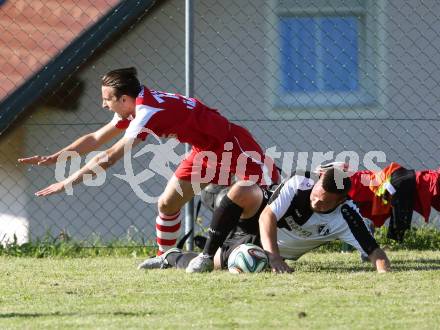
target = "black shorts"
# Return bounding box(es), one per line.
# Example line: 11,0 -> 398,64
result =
219,185 -> 274,268
219,230 -> 261,269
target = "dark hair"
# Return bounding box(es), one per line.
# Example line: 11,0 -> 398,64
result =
321,168 -> 351,195
101,67 -> 141,98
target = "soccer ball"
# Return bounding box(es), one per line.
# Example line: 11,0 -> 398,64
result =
227,243 -> 268,274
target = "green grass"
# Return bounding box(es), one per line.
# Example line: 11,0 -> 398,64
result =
1,251 -> 439,329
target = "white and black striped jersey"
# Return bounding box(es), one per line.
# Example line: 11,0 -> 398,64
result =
268,174 -> 379,260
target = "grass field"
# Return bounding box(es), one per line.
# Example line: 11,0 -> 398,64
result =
1,250 -> 439,329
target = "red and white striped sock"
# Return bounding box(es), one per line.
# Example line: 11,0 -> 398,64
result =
156,211 -> 181,256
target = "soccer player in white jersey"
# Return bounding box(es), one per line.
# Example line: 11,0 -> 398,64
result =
18,67 -> 280,258
260,167 -> 389,273
139,166 -> 390,273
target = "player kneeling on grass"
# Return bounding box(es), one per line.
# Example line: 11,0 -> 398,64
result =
138,166 -> 390,273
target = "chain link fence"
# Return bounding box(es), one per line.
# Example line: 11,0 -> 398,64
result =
0,0 -> 439,246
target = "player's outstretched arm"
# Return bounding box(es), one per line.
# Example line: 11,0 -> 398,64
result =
259,206 -> 293,274
35,136 -> 138,197
18,122 -> 121,166
368,247 -> 391,273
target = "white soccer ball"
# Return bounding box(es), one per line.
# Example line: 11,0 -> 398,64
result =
227,243 -> 268,274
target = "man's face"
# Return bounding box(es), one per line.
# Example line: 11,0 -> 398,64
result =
101,86 -> 133,118
309,179 -> 346,213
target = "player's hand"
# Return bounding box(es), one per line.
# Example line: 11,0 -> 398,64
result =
375,259 -> 390,273
268,254 -> 293,273
35,182 -> 65,197
369,248 -> 391,273
18,154 -> 58,166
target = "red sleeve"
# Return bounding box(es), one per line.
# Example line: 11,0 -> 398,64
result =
115,118 -> 131,129
414,170 -> 440,221
137,131 -> 148,141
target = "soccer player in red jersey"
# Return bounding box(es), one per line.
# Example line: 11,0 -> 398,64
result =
18,67 -> 280,255
317,162 -> 440,242
348,162 -> 440,241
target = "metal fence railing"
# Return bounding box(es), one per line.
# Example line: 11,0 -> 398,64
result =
1,0 -> 439,246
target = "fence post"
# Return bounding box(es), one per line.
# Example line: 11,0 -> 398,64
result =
184,0 -> 195,251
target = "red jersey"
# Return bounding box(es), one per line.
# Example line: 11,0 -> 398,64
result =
111,86 -> 231,150
349,164 -> 440,227
110,85 -> 280,185
414,168 -> 440,221
349,169 -> 392,227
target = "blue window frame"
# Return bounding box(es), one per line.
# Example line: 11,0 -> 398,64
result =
280,16 -> 359,93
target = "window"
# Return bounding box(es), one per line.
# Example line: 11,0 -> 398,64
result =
280,16 -> 359,93
269,0 -> 384,113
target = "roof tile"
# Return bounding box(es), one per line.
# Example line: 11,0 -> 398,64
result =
0,0 -> 119,101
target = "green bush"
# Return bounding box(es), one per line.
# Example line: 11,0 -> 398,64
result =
316,226 -> 440,253
1,226 -> 439,257
374,226 -> 440,250
0,235 -> 156,258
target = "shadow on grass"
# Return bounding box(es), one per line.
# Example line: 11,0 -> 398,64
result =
295,258 -> 440,273
0,311 -> 152,319
389,258 -> 440,271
